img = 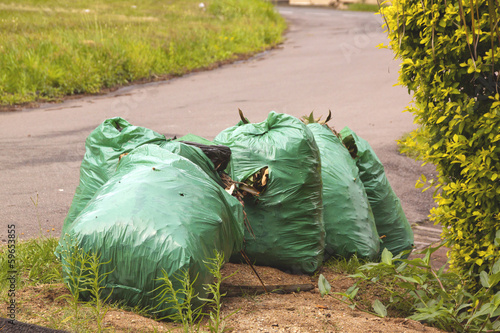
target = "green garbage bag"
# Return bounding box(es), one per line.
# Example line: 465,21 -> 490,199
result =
175,133 -> 215,146
159,140 -> 225,187
173,134 -> 232,172
215,111 -> 324,274
58,143 -> 244,317
61,117 -> 167,236
307,123 -> 380,260
339,127 -> 414,257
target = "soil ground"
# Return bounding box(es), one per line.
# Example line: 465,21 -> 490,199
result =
3,261 -> 445,333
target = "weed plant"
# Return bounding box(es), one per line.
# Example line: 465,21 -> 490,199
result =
0,236 -> 61,298
57,238 -> 115,333
1,230 -> 236,332
57,242 -> 91,332
324,254 -> 365,275
199,251 -> 239,333
84,252 -> 114,332
152,251 -> 238,333
320,246 -> 500,332
153,268 -> 204,332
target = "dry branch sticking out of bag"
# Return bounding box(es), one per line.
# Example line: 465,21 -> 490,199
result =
219,171 -> 255,237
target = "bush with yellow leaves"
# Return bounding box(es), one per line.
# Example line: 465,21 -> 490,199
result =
380,0 -> 500,289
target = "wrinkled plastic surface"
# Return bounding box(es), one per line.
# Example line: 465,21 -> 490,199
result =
61,117 -> 167,236
175,133 -> 215,146
339,127 -> 414,257
159,140 -> 225,187
58,143 -> 244,317
307,124 -> 380,260
174,134 -> 231,172
215,111 -> 324,274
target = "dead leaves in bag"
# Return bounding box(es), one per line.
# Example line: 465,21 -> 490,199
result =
242,167 -> 269,196
220,167 -> 269,198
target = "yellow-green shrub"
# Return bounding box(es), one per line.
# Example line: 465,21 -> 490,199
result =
380,0 -> 500,285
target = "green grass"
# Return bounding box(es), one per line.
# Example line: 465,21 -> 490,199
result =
323,255 -> 365,275
0,236 -> 235,332
345,3 -> 381,12
0,236 -> 61,298
0,0 -> 286,106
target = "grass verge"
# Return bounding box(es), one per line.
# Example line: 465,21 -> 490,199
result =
1,237 -> 236,332
0,0 -> 286,107
345,3 -> 381,12
0,236 -> 61,295
2,237 -> 458,332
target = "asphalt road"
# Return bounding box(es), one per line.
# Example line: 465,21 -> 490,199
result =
0,6 -> 437,242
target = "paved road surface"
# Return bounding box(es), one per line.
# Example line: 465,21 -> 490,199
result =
0,6 -> 438,242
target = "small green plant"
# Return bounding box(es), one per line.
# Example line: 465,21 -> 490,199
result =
30,192 -> 42,235
0,237 -> 61,297
58,241 -> 92,331
58,237 -> 114,333
318,273 -> 385,318
152,251 -> 239,333
84,252 -> 114,332
321,247 -> 500,332
319,255 -> 387,319
200,251 -> 239,333
153,269 -> 204,332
